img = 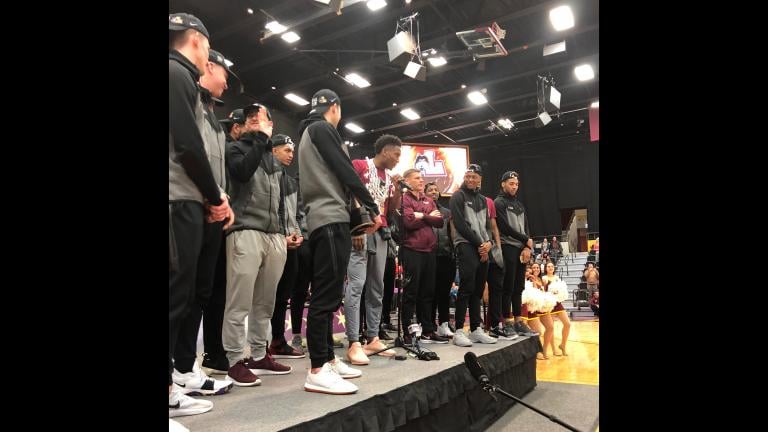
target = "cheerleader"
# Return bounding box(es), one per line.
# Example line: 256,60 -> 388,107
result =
542,261 -> 571,356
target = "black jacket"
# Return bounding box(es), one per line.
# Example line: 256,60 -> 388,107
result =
168,50 -> 222,205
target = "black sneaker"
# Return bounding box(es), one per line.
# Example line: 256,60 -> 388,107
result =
420,332 -> 449,344
202,352 -> 230,375
381,323 -> 398,332
378,329 -> 394,341
491,325 -> 519,340
513,320 -> 539,337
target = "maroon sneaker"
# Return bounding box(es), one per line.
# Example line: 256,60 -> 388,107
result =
227,359 -> 262,386
268,340 -> 306,359
245,354 -> 292,375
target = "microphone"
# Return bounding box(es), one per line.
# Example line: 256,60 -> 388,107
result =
464,352 -> 490,384
398,179 -> 413,192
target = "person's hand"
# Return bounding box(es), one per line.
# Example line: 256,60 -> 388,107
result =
352,235 -> 366,251
222,207 -> 235,230
527,238 -> 534,249
365,214 -> 383,235
414,212 -> 424,220
207,194 -> 230,222
478,241 -> 491,254
294,234 -> 304,248
260,120 -> 273,138
429,210 -> 442,218
521,248 -> 532,262
479,251 -> 489,263
286,234 -> 301,250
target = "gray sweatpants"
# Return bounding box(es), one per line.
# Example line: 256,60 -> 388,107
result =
344,230 -> 388,342
223,230 -> 287,365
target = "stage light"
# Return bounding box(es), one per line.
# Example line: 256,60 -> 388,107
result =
367,0 -> 387,11
467,91 -> 487,105
281,32 -> 301,43
285,93 -> 309,105
345,73 -> 371,88
427,56 -> 447,66
575,64 -> 595,81
400,108 -> 420,120
265,21 -> 287,34
549,6 -> 574,31
345,123 -> 365,133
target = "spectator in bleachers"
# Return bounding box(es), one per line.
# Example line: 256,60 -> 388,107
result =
550,236 -> 561,262
583,262 -> 599,296
541,238 -> 549,256
589,291 -> 599,316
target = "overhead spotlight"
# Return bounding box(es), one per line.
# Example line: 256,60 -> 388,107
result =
271,86 -> 276,90
575,64 -> 595,81
367,0 -> 387,11
247,8 -> 254,14
427,56 -> 447,67
314,0 -> 331,3
400,108 -> 420,120
265,21 -> 287,34
345,123 -> 365,133
461,84 -> 466,89
498,118 -> 513,129
345,73 -> 371,88
406,0 -> 412,3
284,93 -> 310,106
591,101 -> 599,108
392,102 -> 398,106
549,6 -> 574,31
281,31 -> 301,43
467,91 -> 487,105
404,60 -> 426,81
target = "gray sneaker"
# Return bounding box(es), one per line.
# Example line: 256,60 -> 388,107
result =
513,321 -> 539,337
502,323 -> 520,339
291,335 -> 305,354
468,327 -> 498,344
453,329 -> 473,347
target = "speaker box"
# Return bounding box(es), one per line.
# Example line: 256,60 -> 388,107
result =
387,31 -> 416,67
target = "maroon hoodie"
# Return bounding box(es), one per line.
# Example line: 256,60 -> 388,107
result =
402,191 -> 444,252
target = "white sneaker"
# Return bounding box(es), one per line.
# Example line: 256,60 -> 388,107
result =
304,363 -> 359,394
169,418 -> 190,432
173,364 -> 234,396
468,327 -> 498,344
437,322 -> 454,337
169,384 -> 214,418
330,358 -> 362,378
453,329 -> 473,347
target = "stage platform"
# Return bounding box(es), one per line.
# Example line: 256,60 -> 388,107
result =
177,335 -> 540,432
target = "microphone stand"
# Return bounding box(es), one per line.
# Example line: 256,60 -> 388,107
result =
478,380 -> 583,432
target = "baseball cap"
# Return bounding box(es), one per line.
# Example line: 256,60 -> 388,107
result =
466,164 -> 483,176
169,13 -> 210,39
208,49 -> 243,94
272,134 -> 295,148
501,170 -> 519,182
309,89 -> 341,115
219,109 -> 245,128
